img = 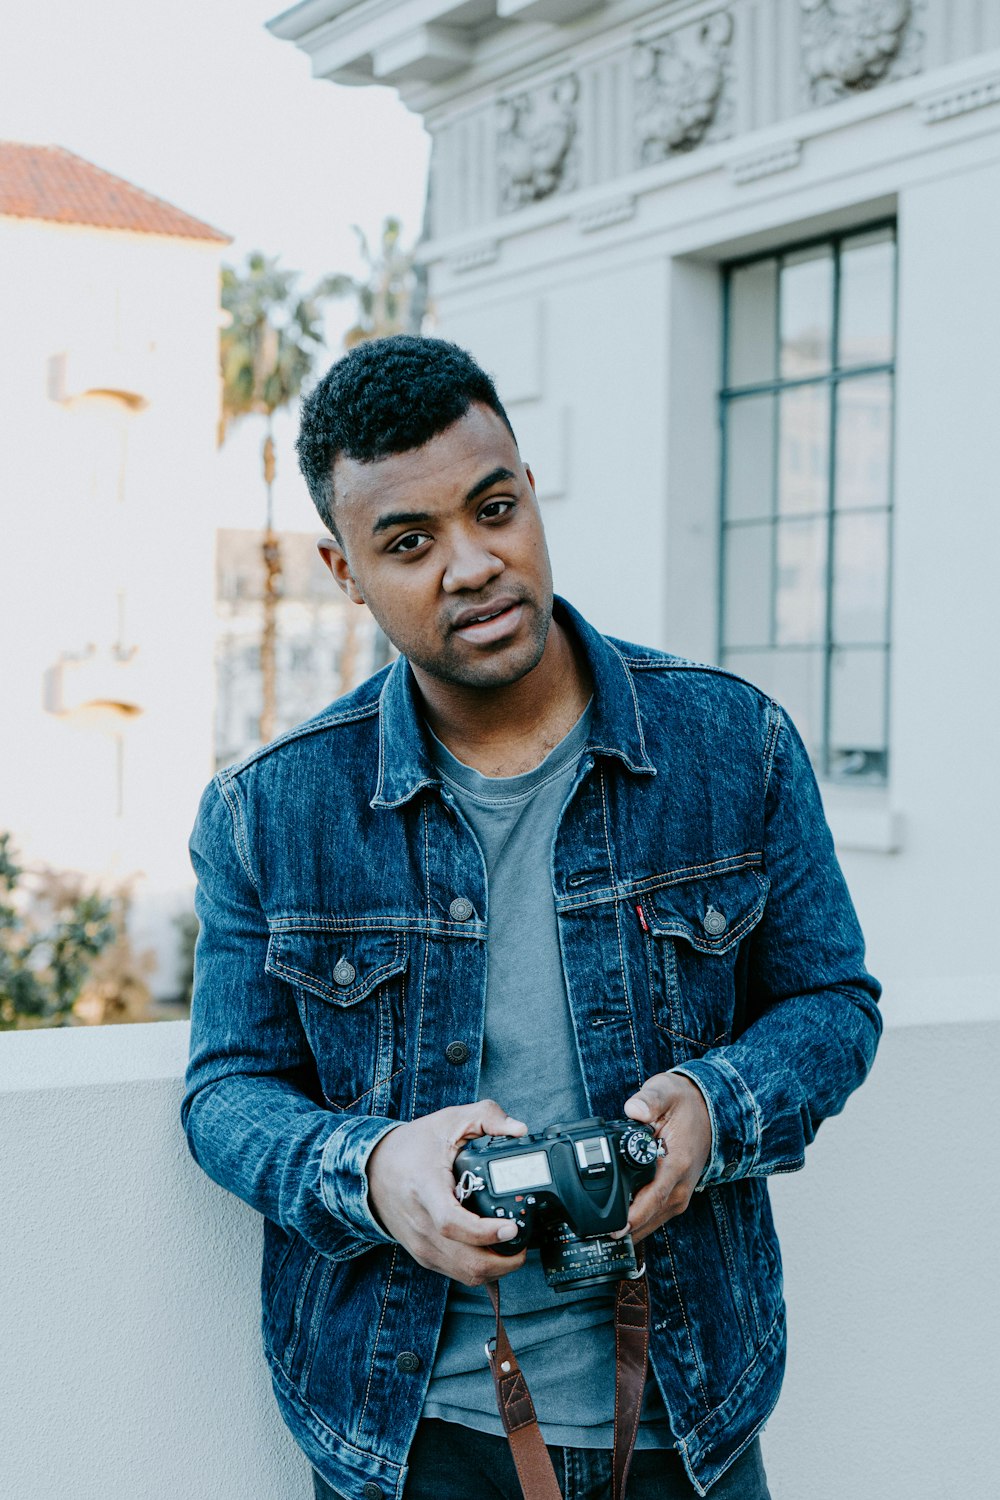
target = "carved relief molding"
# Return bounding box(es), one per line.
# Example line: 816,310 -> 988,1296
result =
633,10 -> 734,164
801,0 -> 921,105
496,74 -> 580,213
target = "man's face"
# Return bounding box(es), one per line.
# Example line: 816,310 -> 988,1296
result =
319,404 -> 554,692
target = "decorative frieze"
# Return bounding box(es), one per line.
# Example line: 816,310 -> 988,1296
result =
446,240 -> 500,274
573,193 -> 637,234
496,74 -> 580,213
916,70 -> 1000,125
728,138 -> 802,185
633,11 -> 734,163
801,0 -> 921,105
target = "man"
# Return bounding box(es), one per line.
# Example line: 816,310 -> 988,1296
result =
183,335 -> 881,1500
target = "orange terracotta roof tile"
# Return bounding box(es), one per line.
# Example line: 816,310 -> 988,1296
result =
0,143 -> 230,243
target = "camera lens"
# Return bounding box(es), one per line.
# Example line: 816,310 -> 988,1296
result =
539,1221 -> 640,1291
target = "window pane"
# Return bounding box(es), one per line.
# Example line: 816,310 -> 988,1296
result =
780,248 -> 833,377
778,384 -> 829,516
725,395 -> 775,521
829,646 -> 888,779
832,511 -> 890,645
722,524 -> 772,648
834,374 -> 892,511
775,517 -> 827,645
728,259 -> 777,387
723,648 -> 824,764
839,229 -> 895,368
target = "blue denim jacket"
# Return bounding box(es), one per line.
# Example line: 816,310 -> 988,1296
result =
182,600 -> 881,1499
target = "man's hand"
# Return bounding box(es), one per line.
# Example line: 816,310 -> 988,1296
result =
620,1073 -> 713,1243
366,1100 -> 529,1286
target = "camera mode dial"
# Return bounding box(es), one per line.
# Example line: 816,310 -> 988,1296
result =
619,1125 -> 660,1169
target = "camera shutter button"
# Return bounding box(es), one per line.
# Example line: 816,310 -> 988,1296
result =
445,1041 -> 470,1065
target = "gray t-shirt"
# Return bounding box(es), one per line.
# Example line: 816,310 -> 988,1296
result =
422,706 -> 671,1448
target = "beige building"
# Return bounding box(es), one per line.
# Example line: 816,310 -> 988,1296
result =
0,143 -> 229,998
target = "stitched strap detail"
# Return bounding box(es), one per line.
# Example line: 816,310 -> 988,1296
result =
612,1260 -> 651,1500
485,1268 -> 650,1500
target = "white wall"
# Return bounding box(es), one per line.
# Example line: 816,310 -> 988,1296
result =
846,157 -> 1000,1026
0,1024 -> 310,1500
1,1021 -> 996,1500
439,253 -> 671,648
0,218 -> 223,995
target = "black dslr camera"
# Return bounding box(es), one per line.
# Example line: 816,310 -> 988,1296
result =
454,1117 -> 663,1291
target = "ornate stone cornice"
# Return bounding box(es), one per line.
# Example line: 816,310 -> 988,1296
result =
916,69 -> 1000,125
728,138 -> 802,185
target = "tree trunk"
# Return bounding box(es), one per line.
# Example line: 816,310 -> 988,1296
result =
259,426 -> 280,743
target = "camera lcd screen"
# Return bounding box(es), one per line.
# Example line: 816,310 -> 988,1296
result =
488,1151 -> 553,1195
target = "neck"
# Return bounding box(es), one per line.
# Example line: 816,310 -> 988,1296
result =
413,617 -> 592,777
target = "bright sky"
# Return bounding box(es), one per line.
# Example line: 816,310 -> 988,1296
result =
1,0 -> 431,531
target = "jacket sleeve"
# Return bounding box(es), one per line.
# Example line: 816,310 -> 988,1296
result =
181,776 -> 398,1260
672,705 -> 883,1185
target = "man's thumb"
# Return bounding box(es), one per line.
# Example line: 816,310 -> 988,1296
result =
474,1098 -> 527,1139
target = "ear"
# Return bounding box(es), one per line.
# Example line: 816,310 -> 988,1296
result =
317,537 -> 365,605
524,463 -> 537,496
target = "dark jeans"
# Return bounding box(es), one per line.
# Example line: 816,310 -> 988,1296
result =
312,1418 -> 771,1500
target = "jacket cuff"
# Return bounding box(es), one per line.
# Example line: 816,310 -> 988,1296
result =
671,1056 -> 761,1186
320,1115 -> 403,1244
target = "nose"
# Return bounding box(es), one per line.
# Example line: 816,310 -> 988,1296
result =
442,532 -> 504,594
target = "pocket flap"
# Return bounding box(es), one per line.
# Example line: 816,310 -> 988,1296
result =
266,927 -> 408,1007
641,869 -> 768,954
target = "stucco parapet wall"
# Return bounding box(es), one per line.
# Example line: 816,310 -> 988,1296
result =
1,1017 -> 192,1092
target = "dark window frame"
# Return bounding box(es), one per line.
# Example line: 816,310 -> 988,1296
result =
718,218 -> 898,784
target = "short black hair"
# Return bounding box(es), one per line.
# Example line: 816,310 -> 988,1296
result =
296,334 -> 516,538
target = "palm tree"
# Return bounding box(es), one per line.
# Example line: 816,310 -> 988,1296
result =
320,216 -> 426,348
219,252 -> 330,742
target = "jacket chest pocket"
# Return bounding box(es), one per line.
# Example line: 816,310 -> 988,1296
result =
637,869 -> 768,1064
265,926 -> 408,1113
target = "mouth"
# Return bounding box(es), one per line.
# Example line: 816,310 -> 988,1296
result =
450,598 -> 525,645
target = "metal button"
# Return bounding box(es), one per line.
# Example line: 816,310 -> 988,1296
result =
445,1041 -> 470,1065
721,1162 -> 738,1180
333,958 -> 356,986
449,896 -> 474,922
702,906 -> 727,937
396,1350 -> 421,1374
362,1485 -> 383,1500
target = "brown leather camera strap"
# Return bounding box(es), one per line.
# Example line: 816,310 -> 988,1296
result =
485,1260 -> 650,1500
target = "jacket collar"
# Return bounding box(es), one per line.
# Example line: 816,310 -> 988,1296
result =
370,596 -> 655,810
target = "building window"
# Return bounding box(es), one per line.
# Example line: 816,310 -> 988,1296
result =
719,223 -> 896,783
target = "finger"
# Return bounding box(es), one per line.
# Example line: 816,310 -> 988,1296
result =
436,1196 -> 524,1248
445,1098 -> 527,1150
623,1073 -> 677,1127
448,1243 -> 528,1287
627,1172 -> 693,1240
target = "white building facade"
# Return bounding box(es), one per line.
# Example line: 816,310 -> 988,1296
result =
0,146 -> 228,1000
268,0 -> 1000,1038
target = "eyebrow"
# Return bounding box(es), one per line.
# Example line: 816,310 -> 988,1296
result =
371,466 -> 518,536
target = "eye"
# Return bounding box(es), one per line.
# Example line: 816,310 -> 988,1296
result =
388,530 -> 430,554
479,498 -> 515,521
